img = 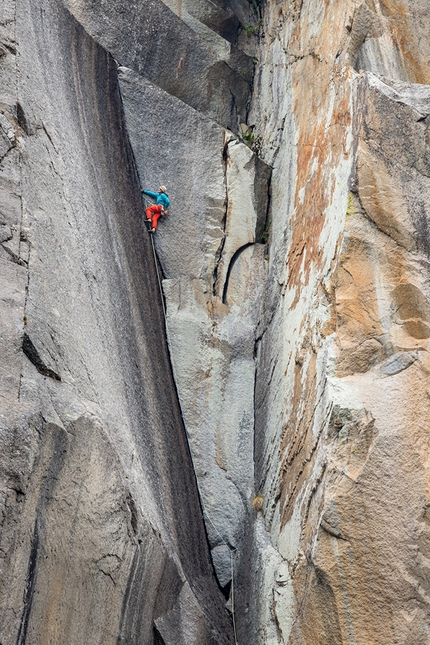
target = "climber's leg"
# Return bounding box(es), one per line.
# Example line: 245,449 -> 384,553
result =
146,205 -> 158,223
151,206 -> 163,231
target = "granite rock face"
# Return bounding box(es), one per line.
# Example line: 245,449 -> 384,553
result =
241,1 -> 430,643
2,0 -> 430,643
0,1 -> 233,643
117,64 -> 271,591
62,0 -> 253,131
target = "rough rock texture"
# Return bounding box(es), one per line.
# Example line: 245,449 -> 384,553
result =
62,0 -> 254,131
117,63 -> 272,591
238,1 -> 430,644
0,0 -> 232,643
119,0 -> 430,638
3,0 -> 430,643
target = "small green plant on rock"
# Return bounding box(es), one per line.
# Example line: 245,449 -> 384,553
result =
245,24 -> 255,37
243,129 -> 254,147
261,217 -> 271,244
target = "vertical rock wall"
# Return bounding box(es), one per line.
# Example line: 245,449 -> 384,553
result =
0,1 -> 233,643
240,1 -> 430,643
2,0 -> 430,643
116,59 -> 270,591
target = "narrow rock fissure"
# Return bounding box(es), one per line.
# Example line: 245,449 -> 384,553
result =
16,102 -> 29,135
153,625 -> 166,645
16,520 -> 39,645
258,165 -> 272,243
0,142 -> 15,164
116,64 -> 228,612
0,243 -> 26,265
212,140 -> 230,296
252,336 -> 261,498
222,241 -> 255,304
22,333 -> 61,381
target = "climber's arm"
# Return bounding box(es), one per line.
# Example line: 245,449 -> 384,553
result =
142,189 -> 158,199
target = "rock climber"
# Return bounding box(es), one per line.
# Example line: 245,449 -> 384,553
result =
141,185 -> 170,233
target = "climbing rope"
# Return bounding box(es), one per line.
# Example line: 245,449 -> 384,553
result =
150,233 -> 166,318
142,194 -> 167,318
141,191 -> 239,644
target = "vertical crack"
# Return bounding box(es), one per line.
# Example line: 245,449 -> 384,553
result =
212,138 -> 230,296
257,164 -> 272,243
16,520 -> 39,645
16,102 -> 28,135
11,0 -> 30,401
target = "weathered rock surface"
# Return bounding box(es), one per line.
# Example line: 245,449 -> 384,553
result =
2,0 -> 430,643
239,1 -> 430,643
0,1 -> 232,643
117,63 -> 272,590
61,0 -> 253,131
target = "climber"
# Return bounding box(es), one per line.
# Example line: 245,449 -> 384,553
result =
141,185 -> 170,233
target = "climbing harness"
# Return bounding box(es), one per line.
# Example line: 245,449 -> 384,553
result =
141,190 -> 239,644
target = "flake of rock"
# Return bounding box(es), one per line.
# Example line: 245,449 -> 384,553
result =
379,351 -> 418,376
